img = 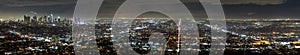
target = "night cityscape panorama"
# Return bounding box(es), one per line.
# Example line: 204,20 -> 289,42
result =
1,0 -> 300,55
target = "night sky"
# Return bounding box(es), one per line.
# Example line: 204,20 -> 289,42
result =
0,0 -> 299,20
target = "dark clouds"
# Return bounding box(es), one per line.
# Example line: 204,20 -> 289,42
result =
180,0 -> 287,5
0,0 -> 76,7
0,0 -> 287,7
220,0 -> 287,5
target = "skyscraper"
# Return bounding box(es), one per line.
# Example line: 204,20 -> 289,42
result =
43,16 -> 47,22
38,16 -> 43,22
23,15 -> 30,23
50,14 -> 54,22
32,16 -> 37,22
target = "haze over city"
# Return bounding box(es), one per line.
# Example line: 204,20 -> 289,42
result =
0,0 -> 299,20
1,0 -> 300,55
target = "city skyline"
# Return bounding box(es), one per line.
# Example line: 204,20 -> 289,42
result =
1,0 -> 300,20
1,0 -> 300,55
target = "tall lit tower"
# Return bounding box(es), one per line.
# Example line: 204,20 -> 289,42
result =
50,14 -> 54,22
43,16 -> 47,22
23,15 -> 30,23
32,16 -> 37,22
38,16 -> 43,22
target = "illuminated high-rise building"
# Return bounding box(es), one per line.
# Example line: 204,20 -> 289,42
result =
47,16 -> 51,23
23,15 -> 30,23
32,16 -> 37,22
43,16 -> 47,22
38,16 -> 43,22
50,14 -> 54,22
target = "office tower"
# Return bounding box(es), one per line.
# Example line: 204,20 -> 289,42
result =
43,16 -> 47,22
47,16 -> 51,23
50,14 -> 54,22
38,16 -> 43,22
23,15 -> 30,23
32,16 -> 37,22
